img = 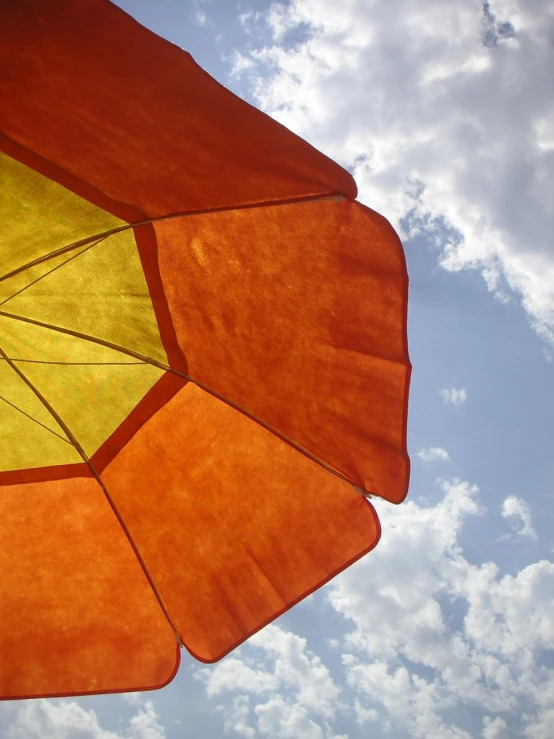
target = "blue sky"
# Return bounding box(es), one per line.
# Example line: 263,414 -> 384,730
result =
2,1 -> 553,737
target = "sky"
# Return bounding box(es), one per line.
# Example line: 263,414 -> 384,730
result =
2,0 -> 553,737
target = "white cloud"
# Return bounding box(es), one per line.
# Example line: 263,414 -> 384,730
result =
0,698 -> 165,739
524,708 -> 554,739
195,9 -> 207,26
327,479 -> 554,737
192,0 -> 207,26
250,627 -> 341,719
440,388 -> 468,407
127,702 -> 166,739
201,658 -> 278,697
482,715 -> 510,738
222,696 -> 257,739
418,447 -> 451,462
196,625 -> 343,738
255,697 -> 324,739
230,0 -> 554,345
501,495 -> 537,540
228,51 -> 255,80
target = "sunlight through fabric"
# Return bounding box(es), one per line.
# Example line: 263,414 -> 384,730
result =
0,0 -> 410,699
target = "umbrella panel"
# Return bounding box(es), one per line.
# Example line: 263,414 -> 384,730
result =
0,477 -> 179,699
102,382 -> 381,662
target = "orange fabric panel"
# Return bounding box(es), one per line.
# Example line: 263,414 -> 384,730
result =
155,199 -> 410,502
0,477 -> 178,699
103,383 -> 380,662
0,0 -> 356,219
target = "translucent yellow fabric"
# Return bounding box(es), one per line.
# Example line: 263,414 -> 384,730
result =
0,155 -> 166,469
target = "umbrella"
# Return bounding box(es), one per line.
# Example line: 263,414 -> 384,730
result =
0,0 -> 411,699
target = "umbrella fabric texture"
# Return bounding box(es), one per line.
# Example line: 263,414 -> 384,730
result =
0,0 -> 410,699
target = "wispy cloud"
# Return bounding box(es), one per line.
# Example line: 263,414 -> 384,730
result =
193,0 -> 207,27
417,447 -> 451,462
228,51 -> 255,80
440,387 -> 467,407
501,495 -> 537,540
194,9 -> 207,26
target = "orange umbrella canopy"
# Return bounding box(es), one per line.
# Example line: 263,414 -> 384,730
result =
0,0 -> 410,699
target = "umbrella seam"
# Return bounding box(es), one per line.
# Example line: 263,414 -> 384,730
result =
1,359 -> 146,365
0,192 -> 346,285
0,237 -> 106,308
0,345 -> 185,649
0,308 -> 382,499
0,394 -> 73,444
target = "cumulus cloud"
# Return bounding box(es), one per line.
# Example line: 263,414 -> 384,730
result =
0,698 -> 165,739
328,479 -> 554,738
440,388 -> 468,407
196,625 -> 343,738
482,715 -> 510,738
418,447 -> 451,462
501,494 -> 537,540
231,0 -> 554,345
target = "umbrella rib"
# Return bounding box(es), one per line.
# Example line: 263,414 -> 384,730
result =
0,231 -> 127,284
0,191 -> 346,284
0,345 -> 185,649
0,309 -> 376,499
0,236 -> 107,308
0,309 -> 165,368
1,358 -> 145,365
0,394 -> 73,444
